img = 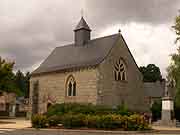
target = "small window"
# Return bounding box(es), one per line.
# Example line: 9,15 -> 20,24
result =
114,59 -> 127,81
66,75 -> 76,96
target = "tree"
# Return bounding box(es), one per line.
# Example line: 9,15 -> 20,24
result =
15,70 -> 31,97
24,72 -> 31,98
15,70 -> 26,96
0,57 -> 31,97
0,57 -> 21,95
172,14 -> 180,43
168,13 -> 180,120
139,64 -> 162,82
150,100 -> 162,121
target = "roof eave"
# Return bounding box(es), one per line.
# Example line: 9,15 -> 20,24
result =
31,64 -> 99,77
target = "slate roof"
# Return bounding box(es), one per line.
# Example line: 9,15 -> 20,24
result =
32,34 -> 120,75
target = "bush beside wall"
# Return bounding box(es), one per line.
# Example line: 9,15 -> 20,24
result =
46,103 -> 132,117
32,113 -> 150,130
32,103 -> 150,130
31,114 -> 48,128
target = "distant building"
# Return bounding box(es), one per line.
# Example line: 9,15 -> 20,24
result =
0,91 -> 28,117
29,17 -> 166,115
0,91 -> 16,116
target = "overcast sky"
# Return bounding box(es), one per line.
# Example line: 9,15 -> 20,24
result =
0,0 -> 179,77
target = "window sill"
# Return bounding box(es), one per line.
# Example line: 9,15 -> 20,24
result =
115,80 -> 128,83
65,96 -> 76,98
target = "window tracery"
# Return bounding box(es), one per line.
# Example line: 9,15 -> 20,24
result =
66,75 -> 76,96
114,59 -> 127,81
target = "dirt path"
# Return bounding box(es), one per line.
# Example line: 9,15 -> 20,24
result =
0,118 -> 31,129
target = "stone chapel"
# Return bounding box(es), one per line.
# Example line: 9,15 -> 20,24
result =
29,17 -> 165,115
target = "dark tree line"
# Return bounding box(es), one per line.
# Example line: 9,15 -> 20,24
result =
139,64 -> 163,82
15,70 -> 30,97
0,57 -> 30,97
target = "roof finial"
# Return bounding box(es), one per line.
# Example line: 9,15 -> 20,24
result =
118,29 -> 121,33
81,8 -> 84,18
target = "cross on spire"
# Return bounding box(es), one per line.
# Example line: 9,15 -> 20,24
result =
81,8 -> 84,17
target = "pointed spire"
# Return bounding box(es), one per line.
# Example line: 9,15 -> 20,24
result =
74,17 -> 91,46
74,17 -> 91,31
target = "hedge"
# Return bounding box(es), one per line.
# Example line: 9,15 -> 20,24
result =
31,114 -> 48,128
31,113 -> 150,130
45,103 -> 132,117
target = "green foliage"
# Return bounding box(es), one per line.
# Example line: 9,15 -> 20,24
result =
42,103 -> 150,130
24,72 -> 30,98
15,70 -> 30,97
84,115 -> 98,128
47,115 -> 62,127
31,114 -> 48,128
168,13 -> 180,120
0,57 -> 30,97
169,50 -> 180,120
62,113 -> 86,129
0,57 -> 21,95
172,14 -> 180,43
32,113 -> 150,130
62,113 -> 149,130
150,100 -> 162,121
139,64 -> 162,82
126,114 -> 150,131
46,103 -> 130,117
116,104 -> 131,116
89,115 -> 119,129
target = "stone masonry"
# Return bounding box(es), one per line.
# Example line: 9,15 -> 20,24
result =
29,67 -> 98,114
97,35 -> 148,112
29,35 -> 148,115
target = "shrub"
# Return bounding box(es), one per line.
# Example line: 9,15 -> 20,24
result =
85,114 -> 150,130
96,115 -> 119,129
62,113 -> 86,128
45,103 -> 150,130
41,113 -> 150,130
48,115 -> 62,127
116,104 -> 131,116
46,104 -> 66,117
31,114 -> 48,128
126,114 -> 150,131
46,103 -> 131,117
93,105 -> 113,115
150,100 -> 161,121
85,115 -> 98,128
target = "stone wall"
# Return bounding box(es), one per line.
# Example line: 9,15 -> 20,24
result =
29,67 -> 98,114
29,34 -> 151,115
97,35 -> 148,112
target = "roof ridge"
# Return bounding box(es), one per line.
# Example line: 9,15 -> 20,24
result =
56,43 -> 74,49
88,33 -> 119,43
56,33 -> 120,48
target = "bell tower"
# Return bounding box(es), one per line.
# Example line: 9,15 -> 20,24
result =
74,17 -> 91,46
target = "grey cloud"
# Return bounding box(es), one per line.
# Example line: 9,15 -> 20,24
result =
0,0 -> 179,72
86,0 -> 179,26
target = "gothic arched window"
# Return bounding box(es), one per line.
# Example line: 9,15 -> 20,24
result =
114,59 -> 127,81
66,75 -> 76,96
